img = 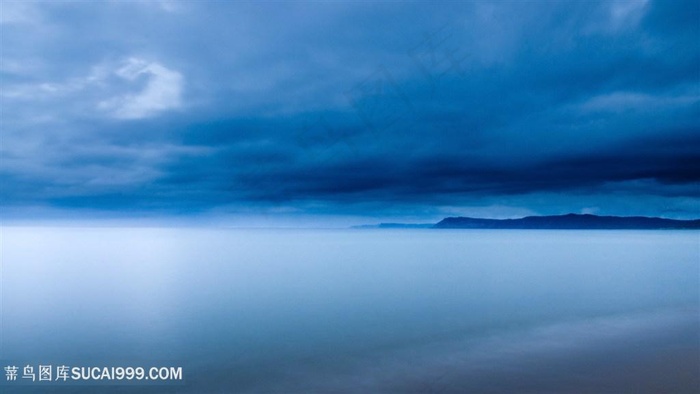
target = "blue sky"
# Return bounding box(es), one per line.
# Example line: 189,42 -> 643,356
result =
2,0 -> 698,225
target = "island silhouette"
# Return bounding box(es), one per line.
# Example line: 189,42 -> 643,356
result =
353,214 -> 700,230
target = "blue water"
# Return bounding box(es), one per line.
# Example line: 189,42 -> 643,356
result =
2,228 -> 698,393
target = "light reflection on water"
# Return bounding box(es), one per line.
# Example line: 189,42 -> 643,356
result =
2,228 -> 698,392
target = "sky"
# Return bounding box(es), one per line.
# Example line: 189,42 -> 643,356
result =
1,0 -> 699,226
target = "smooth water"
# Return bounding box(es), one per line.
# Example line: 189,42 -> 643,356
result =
1,228 -> 698,393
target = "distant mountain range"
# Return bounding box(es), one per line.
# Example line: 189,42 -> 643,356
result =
353,214 -> 700,230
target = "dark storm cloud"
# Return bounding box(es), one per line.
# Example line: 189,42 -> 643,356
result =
2,0 -> 698,220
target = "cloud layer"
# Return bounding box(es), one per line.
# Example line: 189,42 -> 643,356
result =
2,1 -> 698,222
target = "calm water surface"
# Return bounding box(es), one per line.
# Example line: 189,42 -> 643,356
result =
2,228 -> 698,393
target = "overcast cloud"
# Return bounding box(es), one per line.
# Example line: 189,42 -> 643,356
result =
1,0 -> 698,224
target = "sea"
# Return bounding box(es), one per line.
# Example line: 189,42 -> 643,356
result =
2,227 -> 698,393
